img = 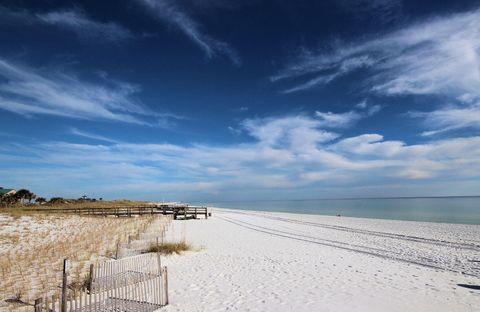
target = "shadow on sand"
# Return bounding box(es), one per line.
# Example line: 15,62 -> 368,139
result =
457,284 -> 480,290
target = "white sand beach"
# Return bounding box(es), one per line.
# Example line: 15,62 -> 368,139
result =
163,208 -> 480,312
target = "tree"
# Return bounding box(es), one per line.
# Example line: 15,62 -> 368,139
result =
35,197 -> 47,205
26,191 -> 36,204
0,193 -> 18,207
14,189 -> 27,202
49,197 -> 65,205
14,189 -> 36,205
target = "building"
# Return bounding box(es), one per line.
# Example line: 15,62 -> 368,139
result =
0,187 -> 16,196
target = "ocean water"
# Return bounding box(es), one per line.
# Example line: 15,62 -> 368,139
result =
205,197 -> 480,225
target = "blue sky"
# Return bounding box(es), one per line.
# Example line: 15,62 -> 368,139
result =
0,0 -> 480,201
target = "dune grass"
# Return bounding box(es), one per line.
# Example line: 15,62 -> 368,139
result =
0,213 -> 157,311
144,241 -> 193,255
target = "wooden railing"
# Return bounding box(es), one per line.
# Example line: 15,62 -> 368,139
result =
23,204 -> 209,219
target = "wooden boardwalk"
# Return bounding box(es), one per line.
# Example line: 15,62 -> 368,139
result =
27,204 -> 209,220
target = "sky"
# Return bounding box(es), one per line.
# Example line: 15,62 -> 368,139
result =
0,0 -> 480,202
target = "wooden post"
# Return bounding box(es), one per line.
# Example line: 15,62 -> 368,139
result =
115,240 -> 120,259
61,259 -> 69,312
156,237 -> 162,270
34,298 -> 42,312
52,295 -> 56,312
164,266 -> 169,305
88,264 -> 94,293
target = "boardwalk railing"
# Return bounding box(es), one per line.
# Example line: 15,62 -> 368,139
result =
33,254 -> 168,312
25,204 -> 209,219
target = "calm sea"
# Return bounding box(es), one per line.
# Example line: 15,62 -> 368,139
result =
205,197 -> 480,225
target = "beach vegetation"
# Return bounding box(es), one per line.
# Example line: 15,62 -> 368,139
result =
144,241 -> 193,255
0,212 -> 158,310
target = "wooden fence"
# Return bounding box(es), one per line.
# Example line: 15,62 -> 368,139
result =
25,204 -> 209,219
116,219 -> 170,259
33,254 -> 168,312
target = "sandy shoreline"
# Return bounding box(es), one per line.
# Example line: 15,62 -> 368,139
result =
162,207 -> 480,311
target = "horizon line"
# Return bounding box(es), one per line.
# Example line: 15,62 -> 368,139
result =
201,195 -> 480,203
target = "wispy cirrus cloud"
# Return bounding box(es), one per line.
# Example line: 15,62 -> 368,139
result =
0,58 -> 178,126
272,8 -> 480,97
0,5 -> 31,23
2,114 -> 479,199
0,6 -> 132,43
409,104 -> 480,137
37,9 -> 133,43
70,128 -> 121,143
272,8 -> 480,136
136,0 -> 240,65
338,0 -> 403,23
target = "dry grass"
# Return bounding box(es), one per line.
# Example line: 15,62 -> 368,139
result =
144,241 -> 193,255
0,213 -> 157,311
1,200 -> 151,213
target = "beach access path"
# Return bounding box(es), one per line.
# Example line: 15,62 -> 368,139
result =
162,208 -> 480,312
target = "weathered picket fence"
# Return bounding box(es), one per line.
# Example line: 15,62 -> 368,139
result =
117,217 -> 171,259
33,254 -> 168,312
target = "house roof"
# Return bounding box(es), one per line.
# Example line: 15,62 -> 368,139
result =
0,188 -> 15,195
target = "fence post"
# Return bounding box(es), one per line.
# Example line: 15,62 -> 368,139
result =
115,240 -> 120,259
52,295 -> 56,312
88,263 -> 94,293
34,298 -> 42,312
164,266 -> 169,305
61,259 -> 69,312
156,237 -> 162,270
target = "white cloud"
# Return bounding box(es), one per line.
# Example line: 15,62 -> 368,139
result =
314,102 -> 381,128
332,134 -> 405,157
0,5 -> 31,23
137,0 -> 239,65
232,106 -> 249,113
273,8 -> 480,97
0,6 -> 132,43
2,114 -> 480,199
272,7 -> 480,136
0,58 -> 176,126
241,115 -> 338,149
315,111 -> 362,128
70,128 -> 120,143
409,104 -> 480,136
275,53 -> 376,94
37,9 -> 132,42
355,100 -> 368,109
227,126 -> 242,136
367,104 -> 381,115
338,0 -> 402,23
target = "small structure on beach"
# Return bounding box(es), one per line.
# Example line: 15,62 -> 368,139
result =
0,187 -> 16,196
